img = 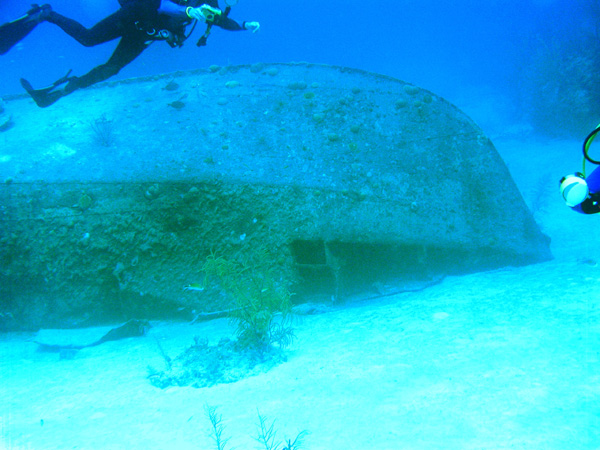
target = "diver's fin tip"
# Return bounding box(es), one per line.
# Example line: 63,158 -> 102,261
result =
0,4 -> 52,55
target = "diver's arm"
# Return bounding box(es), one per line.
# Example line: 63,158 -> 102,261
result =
159,1 -> 253,31
188,6 -> 248,31
157,0 -> 188,18
214,15 -> 244,31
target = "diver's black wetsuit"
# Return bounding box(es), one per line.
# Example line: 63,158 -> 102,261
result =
21,0 -> 245,106
46,0 -> 160,92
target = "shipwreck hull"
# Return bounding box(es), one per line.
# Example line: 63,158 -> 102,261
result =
0,63 -> 551,330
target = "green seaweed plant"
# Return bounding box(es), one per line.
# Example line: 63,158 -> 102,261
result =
201,249 -> 295,351
204,405 -> 308,450
205,404 -> 232,450
255,410 -> 308,450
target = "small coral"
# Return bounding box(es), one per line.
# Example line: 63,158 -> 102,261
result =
89,114 -> 115,147
77,193 -> 93,211
201,250 -> 295,351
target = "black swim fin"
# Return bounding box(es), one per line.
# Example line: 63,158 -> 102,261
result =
21,70 -> 73,108
0,4 -> 52,55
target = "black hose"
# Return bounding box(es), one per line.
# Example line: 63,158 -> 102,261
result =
583,126 -> 600,164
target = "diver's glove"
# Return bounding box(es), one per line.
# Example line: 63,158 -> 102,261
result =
186,5 -> 221,22
27,4 -> 53,23
243,21 -> 260,33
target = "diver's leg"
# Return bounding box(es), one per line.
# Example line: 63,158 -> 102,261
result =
21,35 -> 149,107
45,9 -> 130,46
66,36 -> 149,89
45,1 -> 160,46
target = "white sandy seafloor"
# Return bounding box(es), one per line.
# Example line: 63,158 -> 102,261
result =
1,100 -> 600,449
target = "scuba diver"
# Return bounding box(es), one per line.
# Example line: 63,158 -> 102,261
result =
559,123 -> 600,214
0,0 -> 260,108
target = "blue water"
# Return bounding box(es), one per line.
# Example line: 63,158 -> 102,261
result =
0,0 -> 594,101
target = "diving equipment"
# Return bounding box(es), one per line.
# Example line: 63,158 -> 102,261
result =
583,124 -> 600,165
560,173 -> 589,207
20,70 -> 75,108
243,21 -> 260,33
134,21 -> 188,48
0,4 -> 52,55
195,3 -> 232,47
560,123 -> 600,210
186,5 -> 222,22
199,5 -> 222,22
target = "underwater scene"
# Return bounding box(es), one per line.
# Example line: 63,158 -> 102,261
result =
0,0 -> 599,448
